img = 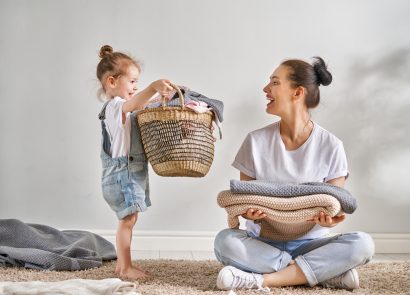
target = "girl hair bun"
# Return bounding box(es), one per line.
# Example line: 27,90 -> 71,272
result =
99,45 -> 113,59
312,56 -> 332,86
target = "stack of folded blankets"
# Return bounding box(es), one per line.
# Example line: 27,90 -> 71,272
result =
217,180 -> 357,240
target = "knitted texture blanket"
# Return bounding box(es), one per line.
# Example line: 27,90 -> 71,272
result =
230,180 -> 357,214
217,190 -> 341,240
0,219 -> 116,271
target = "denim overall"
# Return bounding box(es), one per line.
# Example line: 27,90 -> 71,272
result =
98,102 -> 150,219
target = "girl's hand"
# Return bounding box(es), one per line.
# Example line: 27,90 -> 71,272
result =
311,212 -> 346,227
241,209 -> 266,221
150,79 -> 173,98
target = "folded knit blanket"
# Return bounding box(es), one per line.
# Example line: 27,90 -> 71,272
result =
217,191 -> 341,240
230,180 -> 357,214
0,219 -> 116,270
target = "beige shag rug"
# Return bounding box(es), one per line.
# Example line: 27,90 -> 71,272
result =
0,260 -> 409,294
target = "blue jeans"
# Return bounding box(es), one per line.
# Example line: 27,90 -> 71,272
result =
214,228 -> 375,286
101,156 -> 150,219
99,104 -> 150,220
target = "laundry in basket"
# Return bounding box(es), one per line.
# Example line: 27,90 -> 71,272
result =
136,84 -> 215,177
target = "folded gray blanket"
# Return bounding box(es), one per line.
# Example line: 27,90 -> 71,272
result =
0,219 -> 116,271
230,180 -> 357,214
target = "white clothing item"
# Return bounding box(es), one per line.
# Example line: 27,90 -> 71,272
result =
232,121 -> 349,240
104,97 -> 132,158
0,278 -> 140,295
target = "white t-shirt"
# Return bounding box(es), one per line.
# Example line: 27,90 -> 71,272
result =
104,97 -> 132,158
232,120 -> 349,240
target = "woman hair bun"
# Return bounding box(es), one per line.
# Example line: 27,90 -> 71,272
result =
312,56 -> 332,86
99,45 -> 113,59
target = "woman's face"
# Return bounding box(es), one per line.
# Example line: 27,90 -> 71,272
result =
263,65 -> 295,116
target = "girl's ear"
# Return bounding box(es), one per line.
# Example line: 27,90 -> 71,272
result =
106,76 -> 117,89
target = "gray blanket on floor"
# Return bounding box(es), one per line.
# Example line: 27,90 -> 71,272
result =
0,219 -> 116,271
230,180 -> 357,214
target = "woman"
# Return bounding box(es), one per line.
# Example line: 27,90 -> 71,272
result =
214,57 -> 374,291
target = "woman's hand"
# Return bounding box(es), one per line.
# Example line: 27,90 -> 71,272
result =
241,209 -> 266,221
311,212 -> 346,227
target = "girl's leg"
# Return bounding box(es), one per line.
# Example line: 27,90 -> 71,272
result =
115,212 -> 149,280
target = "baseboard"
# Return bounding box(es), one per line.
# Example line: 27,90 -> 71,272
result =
370,233 -> 410,254
94,230 -> 216,252
93,230 -> 410,254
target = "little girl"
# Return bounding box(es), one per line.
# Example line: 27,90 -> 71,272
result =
96,45 -> 172,280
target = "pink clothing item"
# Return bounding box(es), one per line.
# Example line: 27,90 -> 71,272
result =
150,86 -> 211,113
184,100 -> 210,113
147,85 -> 222,139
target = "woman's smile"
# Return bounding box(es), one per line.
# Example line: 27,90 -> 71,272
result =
266,95 -> 275,106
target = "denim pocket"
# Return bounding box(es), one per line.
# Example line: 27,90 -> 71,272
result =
102,174 -> 124,212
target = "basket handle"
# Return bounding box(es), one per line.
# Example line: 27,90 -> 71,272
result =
162,83 -> 185,109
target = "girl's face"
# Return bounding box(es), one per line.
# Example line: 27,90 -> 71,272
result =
263,65 -> 296,116
110,65 -> 140,100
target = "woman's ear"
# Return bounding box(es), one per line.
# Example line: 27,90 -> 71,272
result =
292,86 -> 305,101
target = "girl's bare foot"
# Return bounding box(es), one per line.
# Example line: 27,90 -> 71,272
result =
115,260 -> 121,274
116,266 -> 150,280
115,263 -> 151,280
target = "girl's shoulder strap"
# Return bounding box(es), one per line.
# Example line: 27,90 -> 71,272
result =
98,100 -> 111,121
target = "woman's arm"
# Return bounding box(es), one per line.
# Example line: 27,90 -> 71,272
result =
326,176 -> 345,188
312,175 -> 347,227
239,172 -> 266,221
240,172 -> 255,181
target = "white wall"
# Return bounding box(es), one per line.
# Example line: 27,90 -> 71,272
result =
1,0 -> 409,239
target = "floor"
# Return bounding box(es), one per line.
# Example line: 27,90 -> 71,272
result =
131,251 -> 410,262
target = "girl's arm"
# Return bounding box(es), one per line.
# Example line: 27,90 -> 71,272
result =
122,79 -> 173,113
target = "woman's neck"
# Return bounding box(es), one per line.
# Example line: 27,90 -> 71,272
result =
279,112 -> 313,150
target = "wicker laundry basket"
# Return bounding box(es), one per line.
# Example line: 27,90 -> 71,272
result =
136,84 -> 214,177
